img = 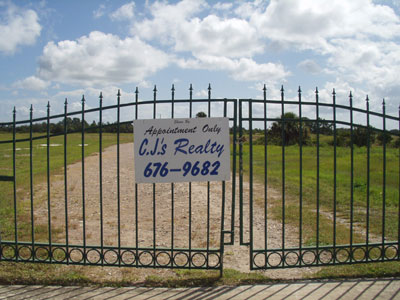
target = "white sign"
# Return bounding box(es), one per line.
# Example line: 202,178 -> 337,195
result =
134,117 -> 230,183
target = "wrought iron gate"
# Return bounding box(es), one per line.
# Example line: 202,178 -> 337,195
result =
0,84 -> 399,273
0,85 -> 237,274
239,86 -> 400,270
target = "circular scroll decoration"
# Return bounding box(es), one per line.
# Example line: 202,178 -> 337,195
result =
121,250 -> 136,265
155,251 -> 171,267
138,251 -> 154,266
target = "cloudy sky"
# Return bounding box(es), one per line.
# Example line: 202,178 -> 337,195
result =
0,0 -> 399,124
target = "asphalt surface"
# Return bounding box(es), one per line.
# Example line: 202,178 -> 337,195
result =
0,278 -> 399,299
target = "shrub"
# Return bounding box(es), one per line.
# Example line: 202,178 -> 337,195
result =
266,112 -> 311,146
377,132 -> 393,145
328,127 -> 376,147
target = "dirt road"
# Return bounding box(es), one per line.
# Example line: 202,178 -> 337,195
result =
30,143 -> 316,280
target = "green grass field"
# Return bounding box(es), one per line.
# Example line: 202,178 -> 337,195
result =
241,136 -> 399,247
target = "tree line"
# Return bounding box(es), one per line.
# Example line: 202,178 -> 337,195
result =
251,112 -> 399,148
0,117 -> 133,134
0,112 -> 209,134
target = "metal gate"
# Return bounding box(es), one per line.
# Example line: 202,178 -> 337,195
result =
0,84 -> 399,273
0,85 -> 237,274
239,86 -> 400,270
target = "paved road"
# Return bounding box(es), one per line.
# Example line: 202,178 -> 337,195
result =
0,278 -> 399,299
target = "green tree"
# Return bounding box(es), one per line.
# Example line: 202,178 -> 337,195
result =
394,137 -> 400,148
353,127 -> 376,147
268,112 -> 310,146
306,117 -> 333,135
196,111 -> 207,118
377,131 -> 393,145
329,127 -> 376,147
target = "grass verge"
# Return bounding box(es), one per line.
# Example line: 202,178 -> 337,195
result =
1,262 -> 399,287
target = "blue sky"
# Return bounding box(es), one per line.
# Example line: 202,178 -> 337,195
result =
0,0 -> 400,126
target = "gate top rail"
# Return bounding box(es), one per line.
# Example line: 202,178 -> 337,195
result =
240,98 -> 399,122
0,84 -> 238,145
0,97 -> 238,127
1,85 -> 399,140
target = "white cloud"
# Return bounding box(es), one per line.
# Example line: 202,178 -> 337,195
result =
134,1 -> 263,58
93,4 -> 106,19
195,89 -> 208,97
133,0 -> 208,43
54,85 -> 131,103
327,38 -> 400,93
0,3 -> 41,54
213,2 -> 233,11
131,0 -> 272,82
174,15 -> 263,58
177,55 -> 290,83
230,58 -> 289,83
37,31 -> 170,86
13,76 -> 50,91
247,0 -> 400,52
110,2 -> 135,21
231,0 -> 400,102
298,59 -> 321,74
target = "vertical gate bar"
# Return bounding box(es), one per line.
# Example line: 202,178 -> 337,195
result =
189,84 -> 193,117
117,90 -> 121,266
135,87 -> 139,267
249,98 -> 254,269
46,102 -> 52,263
171,84 -> 175,267
220,97 -> 227,273
208,83 -> 211,118
349,92 -> 354,262
81,95 -> 86,264
398,105 -> 400,260
13,107 -> 17,261
189,84 -> 193,267
222,99 -> 227,243
316,88 -> 320,256
382,99 -> 386,259
366,96 -> 370,261
230,98 -> 237,245
64,99 -> 69,264
153,85 -> 157,266
29,105 -> 35,259
263,85 -> 268,253
99,93 -> 105,260
99,93 -> 104,266
239,99 -> 244,245
220,180 -> 225,276
298,87 -> 303,264
220,98 -> 226,275
281,86 -> 285,253
206,84 -> 211,268
333,89 -> 337,257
